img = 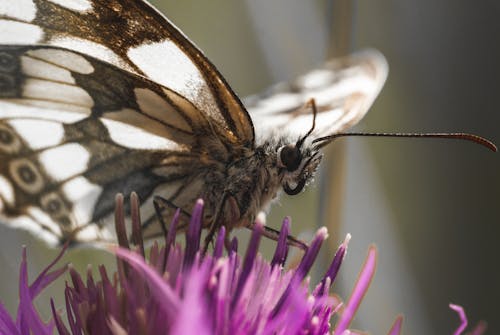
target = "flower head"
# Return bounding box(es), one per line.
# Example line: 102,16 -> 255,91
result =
49,194 -> 399,334
0,193 -> 486,334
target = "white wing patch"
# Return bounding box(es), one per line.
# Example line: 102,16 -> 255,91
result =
127,40 -> 205,101
134,88 -> 192,133
0,20 -> 43,44
26,48 -> 95,74
23,78 -> 94,107
38,143 -> 90,181
0,0 -> 36,22
0,101 -> 89,123
62,177 -> 102,224
50,36 -> 134,73
7,215 -> 60,246
100,117 -> 182,150
21,55 -> 76,84
101,108 -> 191,145
45,0 -> 93,13
127,40 -> 221,121
27,206 -> 62,235
72,224 -> 114,244
0,175 -> 15,206
8,119 -> 64,150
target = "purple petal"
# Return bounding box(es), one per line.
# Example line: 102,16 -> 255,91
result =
185,199 -> 204,266
387,315 -> 403,335
164,208 -> 181,267
130,192 -> 145,257
294,227 -> 328,280
63,285 -> 81,335
450,304 -> 467,335
213,256 -> 232,334
270,227 -> 328,319
262,284 -> 309,334
271,217 -> 290,268
0,301 -> 19,335
232,219 -> 264,309
335,245 -> 377,334
114,193 -> 129,249
213,226 -> 226,259
149,241 -> 162,272
29,244 -> 68,298
50,299 -> 70,335
16,248 -> 53,335
113,246 -> 180,316
230,237 -> 238,254
68,267 -> 87,298
171,264 -> 212,335
99,265 -> 120,323
317,234 -> 351,295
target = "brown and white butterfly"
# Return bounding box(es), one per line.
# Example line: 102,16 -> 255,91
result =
0,0 -> 471,247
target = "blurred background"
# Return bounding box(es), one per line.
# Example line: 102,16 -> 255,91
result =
0,0 -> 498,334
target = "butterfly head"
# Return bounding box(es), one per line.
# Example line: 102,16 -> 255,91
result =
274,99 -> 326,195
277,137 -> 323,196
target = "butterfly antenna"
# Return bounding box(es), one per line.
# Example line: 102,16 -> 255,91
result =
297,99 -> 318,148
312,132 -> 497,152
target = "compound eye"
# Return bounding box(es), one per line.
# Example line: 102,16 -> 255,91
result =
278,144 -> 301,171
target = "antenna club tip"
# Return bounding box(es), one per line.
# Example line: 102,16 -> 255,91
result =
467,134 -> 497,152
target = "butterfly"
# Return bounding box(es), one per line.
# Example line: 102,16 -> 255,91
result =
0,1 -> 494,248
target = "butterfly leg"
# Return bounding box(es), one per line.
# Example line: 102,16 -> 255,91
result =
153,196 -> 188,233
203,192 -> 239,253
139,196 -> 192,241
257,225 -> 309,251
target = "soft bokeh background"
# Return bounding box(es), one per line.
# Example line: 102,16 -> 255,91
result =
0,1 -> 498,334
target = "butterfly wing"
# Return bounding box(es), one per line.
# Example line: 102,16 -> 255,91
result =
0,0 -> 257,245
244,50 -> 388,141
0,45 -> 229,245
0,0 -> 254,146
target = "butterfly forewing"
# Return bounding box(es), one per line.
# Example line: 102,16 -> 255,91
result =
0,0 -> 254,146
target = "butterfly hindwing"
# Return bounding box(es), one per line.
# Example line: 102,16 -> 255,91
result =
244,50 -> 388,140
0,44 -> 219,244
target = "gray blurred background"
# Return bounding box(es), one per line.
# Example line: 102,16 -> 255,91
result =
0,1 -> 498,334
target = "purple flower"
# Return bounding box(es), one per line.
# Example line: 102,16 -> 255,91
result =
51,194 -> 399,334
0,193 -> 487,335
